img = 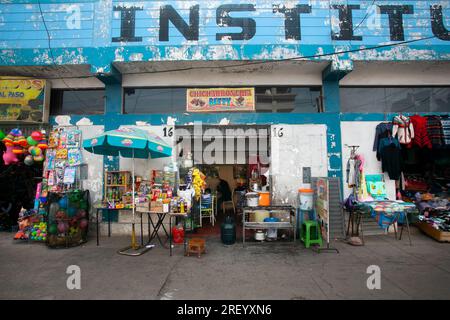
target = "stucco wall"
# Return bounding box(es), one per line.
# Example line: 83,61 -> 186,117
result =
340,121 -> 397,200
271,124 -> 328,205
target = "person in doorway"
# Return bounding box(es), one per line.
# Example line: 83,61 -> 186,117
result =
217,178 -> 232,202
216,177 -> 233,216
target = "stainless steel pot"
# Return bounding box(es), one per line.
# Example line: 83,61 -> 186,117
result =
246,192 -> 259,207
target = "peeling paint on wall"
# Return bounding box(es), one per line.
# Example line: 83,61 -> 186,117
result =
76,117 -> 94,126
219,118 -> 230,125
166,116 -> 177,125
1,0 -> 449,69
55,115 -> 72,126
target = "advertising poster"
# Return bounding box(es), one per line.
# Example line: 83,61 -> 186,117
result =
315,178 -> 330,244
187,88 -> 255,112
0,77 -> 49,122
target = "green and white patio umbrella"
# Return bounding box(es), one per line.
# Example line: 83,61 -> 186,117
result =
83,127 -> 172,255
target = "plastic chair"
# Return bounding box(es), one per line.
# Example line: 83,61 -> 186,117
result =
200,194 -> 215,227
300,220 -> 323,248
222,200 -> 235,217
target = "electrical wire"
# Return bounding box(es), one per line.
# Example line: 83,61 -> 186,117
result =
0,33 -> 437,81
110,35 -> 440,76
353,0 -> 377,32
4,2 -> 438,81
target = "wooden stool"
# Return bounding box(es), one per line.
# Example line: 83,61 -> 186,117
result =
186,238 -> 206,258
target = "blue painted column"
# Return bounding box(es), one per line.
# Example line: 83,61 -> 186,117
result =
322,61 -> 352,184
103,82 -> 122,171
96,66 -> 122,221
97,66 -> 122,171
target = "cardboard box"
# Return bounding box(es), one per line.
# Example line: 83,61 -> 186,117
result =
122,196 -> 133,204
136,202 -> 150,212
416,222 -> 450,242
150,201 -> 164,213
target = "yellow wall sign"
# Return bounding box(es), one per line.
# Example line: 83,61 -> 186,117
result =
187,88 -> 255,112
0,77 -> 50,122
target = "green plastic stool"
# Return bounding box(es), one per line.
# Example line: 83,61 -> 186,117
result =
301,220 -> 323,248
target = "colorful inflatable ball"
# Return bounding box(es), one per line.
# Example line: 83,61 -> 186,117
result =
48,224 -> 58,235
77,209 -> 87,219
55,210 -> 67,220
68,207 -> 77,217
0,130 -> 5,141
33,155 -> 44,162
28,146 -> 42,157
26,136 -> 38,146
24,155 -> 34,166
79,202 -> 88,210
30,222 -> 47,241
58,196 -> 69,209
69,227 -> 78,235
31,131 -> 43,141
10,128 -> 22,137
57,222 -> 68,234
79,218 -> 88,230
69,217 -> 78,227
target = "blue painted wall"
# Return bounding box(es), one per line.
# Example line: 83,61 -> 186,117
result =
1,1 -> 450,73
2,0 -> 450,191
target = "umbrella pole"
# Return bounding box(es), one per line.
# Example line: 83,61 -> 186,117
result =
118,152 -> 151,256
131,149 -> 138,250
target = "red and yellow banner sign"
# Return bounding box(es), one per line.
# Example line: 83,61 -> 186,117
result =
187,88 -> 255,112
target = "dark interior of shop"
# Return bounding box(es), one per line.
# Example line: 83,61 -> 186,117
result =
0,125 -> 49,230
0,142 -> 43,230
400,146 -> 450,201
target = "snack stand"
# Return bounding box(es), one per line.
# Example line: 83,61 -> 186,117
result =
83,127 -> 173,256
135,168 -> 193,256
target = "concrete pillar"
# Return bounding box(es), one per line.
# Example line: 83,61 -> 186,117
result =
322,61 -> 352,181
103,82 -> 122,171
96,67 -> 123,222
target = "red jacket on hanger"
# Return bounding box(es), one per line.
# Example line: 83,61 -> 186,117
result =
410,115 -> 432,149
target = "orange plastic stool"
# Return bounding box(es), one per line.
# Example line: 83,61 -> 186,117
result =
186,238 -> 206,258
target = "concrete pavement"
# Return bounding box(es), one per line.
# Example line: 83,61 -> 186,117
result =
0,227 -> 449,300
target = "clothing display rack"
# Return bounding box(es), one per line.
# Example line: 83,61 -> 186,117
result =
346,145 -> 360,200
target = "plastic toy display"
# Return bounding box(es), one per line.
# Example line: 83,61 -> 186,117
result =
44,127 -> 83,193
9,125 -> 89,249
13,208 -> 46,242
46,190 -> 90,248
1,128 -> 48,166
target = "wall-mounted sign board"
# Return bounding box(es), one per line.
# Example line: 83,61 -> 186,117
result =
187,88 -> 255,113
0,77 -> 50,123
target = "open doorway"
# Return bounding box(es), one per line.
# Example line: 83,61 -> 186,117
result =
176,125 -> 271,235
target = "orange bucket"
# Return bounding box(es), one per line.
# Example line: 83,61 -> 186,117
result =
258,192 -> 270,206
